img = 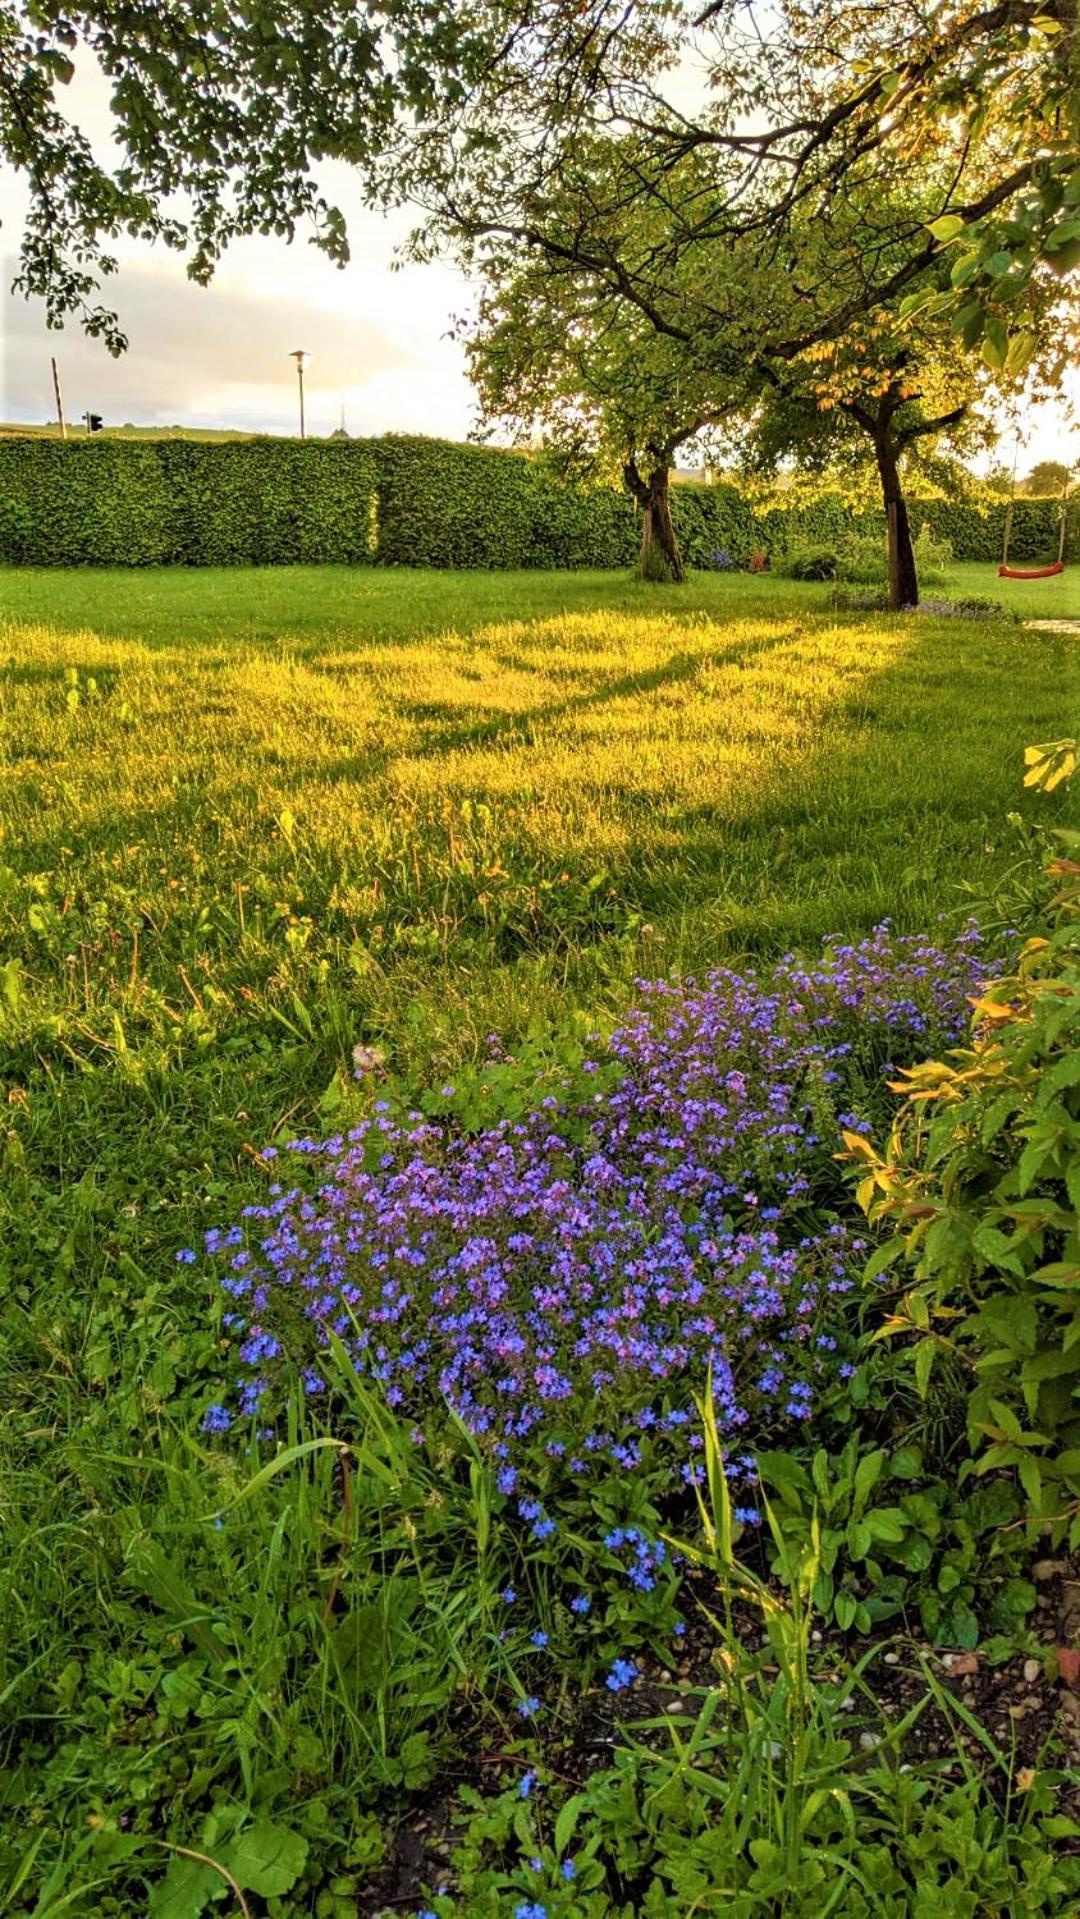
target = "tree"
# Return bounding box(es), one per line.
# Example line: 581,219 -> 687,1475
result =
463,174 -> 758,580
1023,458 -> 1074,496
3,3 -> 1075,370
740,194 -> 1002,606
423,2 -> 1079,388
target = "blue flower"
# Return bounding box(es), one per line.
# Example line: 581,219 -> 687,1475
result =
201,1404 -> 231,1433
518,1769 -> 536,1799
605,1657 -> 638,1693
530,1630 -> 549,1649
517,1695 -> 540,1719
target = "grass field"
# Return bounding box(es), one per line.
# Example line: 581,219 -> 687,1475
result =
1,560 -> 1075,1294
1,561 -> 1077,1911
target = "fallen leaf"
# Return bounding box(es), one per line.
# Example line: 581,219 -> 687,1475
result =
1054,1647 -> 1080,1689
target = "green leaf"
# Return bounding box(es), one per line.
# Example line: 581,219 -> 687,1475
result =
865,1507 -> 907,1545
928,214 -> 966,243
853,1448 -> 886,1513
204,1436 -> 347,1519
864,1236 -> 904,1282
148,1854 -> 220,1919
555,1793 -> 587,1857
889,1444 -> 923,1480
222,1822 -> 308,1897
914,1339 -> 935,1398
982,318 -> 1009,370
834,1590 -> 857,1630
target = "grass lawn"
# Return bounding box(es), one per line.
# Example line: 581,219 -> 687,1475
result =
1,562 -> 1077,1911
1,559 -> 1075,1317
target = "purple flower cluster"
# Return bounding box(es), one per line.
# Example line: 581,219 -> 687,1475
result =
199,925 -> 983,1492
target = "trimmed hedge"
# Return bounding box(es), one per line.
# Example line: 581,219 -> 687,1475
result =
0,434 -> 1074,570
758,491 -> 1079,568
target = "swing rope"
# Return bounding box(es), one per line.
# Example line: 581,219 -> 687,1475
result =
999,443 -> 1071,580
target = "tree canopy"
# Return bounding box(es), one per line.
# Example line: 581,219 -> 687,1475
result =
3,2 -> 1077,360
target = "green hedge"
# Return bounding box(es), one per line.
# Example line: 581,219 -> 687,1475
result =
757,492 -> 1079,567
0,435 -> 1074,569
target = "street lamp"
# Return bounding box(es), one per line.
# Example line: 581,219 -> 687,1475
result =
289,349 -> 310,439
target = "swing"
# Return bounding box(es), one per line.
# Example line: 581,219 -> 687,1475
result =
998,457 -> 1072,580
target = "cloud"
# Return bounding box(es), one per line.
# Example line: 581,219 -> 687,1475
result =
0,254 -> 469,434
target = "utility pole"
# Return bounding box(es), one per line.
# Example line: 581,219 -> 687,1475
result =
289,349 -> 309,438
51,356 -> 67,439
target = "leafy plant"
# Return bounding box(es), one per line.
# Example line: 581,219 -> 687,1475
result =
846,761 -> 1080,1543
755,1440 -> 1035,1647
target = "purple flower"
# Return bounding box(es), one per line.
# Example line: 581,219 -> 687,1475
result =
195,924 -> 984,1543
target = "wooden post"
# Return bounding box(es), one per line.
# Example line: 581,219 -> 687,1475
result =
51,356 -> 67,439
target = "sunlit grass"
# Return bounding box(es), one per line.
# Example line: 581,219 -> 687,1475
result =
2,569 -> 1073,1115
0,561 -> 1072,1301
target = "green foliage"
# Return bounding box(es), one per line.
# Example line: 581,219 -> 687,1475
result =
849,831 -> 1080,1543
756,1441 -> 1035,1648
760,492 -> 1078,569
431,1424 -> 1077,1917
0,438 -> 380,567
776,544 -> 842,581
7,437 -> 1071,571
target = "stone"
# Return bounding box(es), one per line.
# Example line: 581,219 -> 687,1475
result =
1032,1559 -> 1064,1582
1023,1658 -> 1042,1685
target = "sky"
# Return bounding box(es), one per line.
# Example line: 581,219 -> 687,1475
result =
1,56 -> 1077,469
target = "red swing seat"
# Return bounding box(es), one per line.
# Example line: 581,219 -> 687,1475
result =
998,561 -> 1066,580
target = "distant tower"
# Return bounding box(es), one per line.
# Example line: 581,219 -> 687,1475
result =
330,398 -> 350,442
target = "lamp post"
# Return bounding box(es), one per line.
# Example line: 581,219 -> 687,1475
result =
289,349 -> 310,438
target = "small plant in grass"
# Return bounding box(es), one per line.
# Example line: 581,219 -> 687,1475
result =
755,1439 -> 1036,1647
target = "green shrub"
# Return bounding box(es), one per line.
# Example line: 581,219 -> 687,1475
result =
836,533 -> 886,584
778,544 -> 841,580
847,774 -> 1080,1545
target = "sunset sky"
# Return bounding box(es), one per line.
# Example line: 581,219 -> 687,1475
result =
1,56 -> 1076,468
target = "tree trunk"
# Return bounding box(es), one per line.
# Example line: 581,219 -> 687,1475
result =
872,430 -> 918,610
624,459 -> 684,582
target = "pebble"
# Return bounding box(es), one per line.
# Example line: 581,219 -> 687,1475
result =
1033,1559 -> 1064,1582
883,1651 -> 900,1666
859,1731 -> 882,1752
1023,1658 -> 1042,1685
